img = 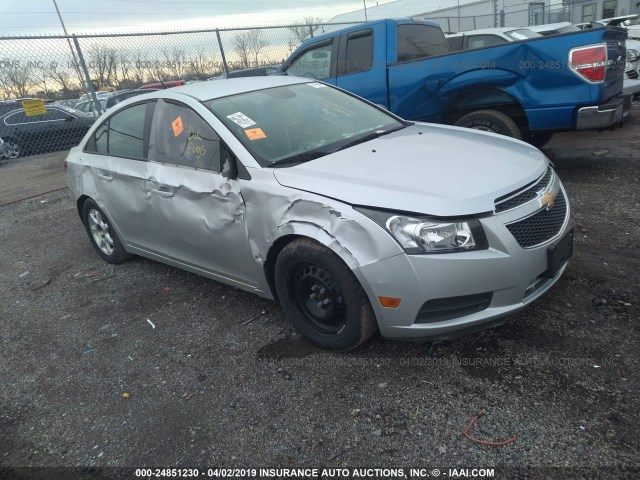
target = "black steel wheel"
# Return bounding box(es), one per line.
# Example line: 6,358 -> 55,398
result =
275,238 -> 377,350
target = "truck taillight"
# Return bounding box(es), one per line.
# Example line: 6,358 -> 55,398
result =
569,45 -> 607,83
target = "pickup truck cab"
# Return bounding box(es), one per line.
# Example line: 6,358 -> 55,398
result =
280,18 -> 629,146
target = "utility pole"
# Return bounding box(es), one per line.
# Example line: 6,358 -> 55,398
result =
52,0 -> 83,91
363,0 -> 368,21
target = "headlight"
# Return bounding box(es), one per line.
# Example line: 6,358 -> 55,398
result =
356,207 -> 488,254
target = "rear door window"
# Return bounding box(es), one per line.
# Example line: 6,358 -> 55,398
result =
343,30 -> 374,75
84,102 -> 149,159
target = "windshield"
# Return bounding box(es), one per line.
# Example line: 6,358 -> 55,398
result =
204,82 -> 405,167
505,29 -> 542,40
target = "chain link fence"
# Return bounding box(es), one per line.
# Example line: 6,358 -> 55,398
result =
0,6 -> 574,160
0,22 -> 367,160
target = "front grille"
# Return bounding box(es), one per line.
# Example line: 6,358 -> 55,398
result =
415,292 -> 493,324
506,190 -> 567,248
627,68 -> 639,79
495,167 -> 553,213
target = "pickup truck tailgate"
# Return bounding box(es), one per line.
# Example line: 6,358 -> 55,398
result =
603,27 -> 627,101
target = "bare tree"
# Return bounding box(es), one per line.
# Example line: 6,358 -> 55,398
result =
47,65 -> 81,99
0,65 -> 34,98
187,49 -> 217,79
248,30 -> 267,66
162,48 -> 188,79
233,32 -> 251,69
130,51 -> 150,86
87,44 -> 118,87
289,17 -> 323,44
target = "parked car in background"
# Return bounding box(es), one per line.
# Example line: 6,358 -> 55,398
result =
77,91 -> 112,104
225,66 -> 279,78
0,98 -> 54,116
0,105 -> 95,158
55,99 -> 80,109
66,77 -> 573,350
140,80 -> 185,89
0,136 -> 8,160
528,22 -> 579,35
446,27 -> 542,51
104,88 -> 160,110
75,99 -> 107,116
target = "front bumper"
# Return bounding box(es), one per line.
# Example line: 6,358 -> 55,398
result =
353,181 -> 572,340
576,96 -> 625,130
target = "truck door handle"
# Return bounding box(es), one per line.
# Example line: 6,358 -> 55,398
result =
96,172 -> 113,182
151,188 -> 174,198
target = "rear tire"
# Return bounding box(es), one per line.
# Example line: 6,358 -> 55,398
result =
274,238 -> 377,351
454,110 -> 522,140
81,198 -> 132,264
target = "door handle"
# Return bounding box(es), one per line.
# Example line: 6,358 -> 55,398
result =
96,172 -> 113,182
151,188 -> 174,198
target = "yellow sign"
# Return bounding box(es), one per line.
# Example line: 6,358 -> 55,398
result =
21,98 -> 46,117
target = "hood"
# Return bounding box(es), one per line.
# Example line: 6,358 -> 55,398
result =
273,124 -> 548,217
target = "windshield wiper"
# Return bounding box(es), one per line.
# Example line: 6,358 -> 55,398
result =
270,150 -> 328,168
328,126 -> 404,154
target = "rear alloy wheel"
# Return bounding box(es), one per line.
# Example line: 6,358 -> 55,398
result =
274,238 -> 377,351
454,110 -> 522,140
81,198 -> 132,264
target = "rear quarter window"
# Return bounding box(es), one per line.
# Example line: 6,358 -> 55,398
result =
397,24 -> 449,63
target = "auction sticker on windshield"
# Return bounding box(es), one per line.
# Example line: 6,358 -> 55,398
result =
245,128 -> 266,140
227,112 -> 256,128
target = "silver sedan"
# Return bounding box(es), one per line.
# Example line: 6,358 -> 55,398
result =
66,76 -> 573,350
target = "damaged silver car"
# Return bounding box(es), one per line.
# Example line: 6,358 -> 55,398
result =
66,76 -> 573,350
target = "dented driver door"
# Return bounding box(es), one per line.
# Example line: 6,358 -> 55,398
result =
143,99 -> 258,289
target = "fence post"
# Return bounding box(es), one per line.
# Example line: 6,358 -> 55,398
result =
500,10 -> 505,28
72,35 -> 102,117
309,24 -> 314,38
216,29 -> 230,77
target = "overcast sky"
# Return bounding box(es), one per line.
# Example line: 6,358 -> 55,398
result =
1,0 -> 398,35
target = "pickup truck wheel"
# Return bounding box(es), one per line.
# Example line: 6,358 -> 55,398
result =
82,199 -> 132,264
454,110 -> 522,140
274,238 -> 377,351
526,132 -> 554,148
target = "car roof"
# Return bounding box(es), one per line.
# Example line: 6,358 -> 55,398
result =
529,22 -> 576,31
159,76 -> 311,102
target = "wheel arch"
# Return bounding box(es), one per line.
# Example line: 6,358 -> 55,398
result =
444,88 -> 529,129
263,224 -> 361,301
76,194 -> 91,221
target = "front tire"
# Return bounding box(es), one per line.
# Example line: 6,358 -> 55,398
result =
81,199 -> 132,264
274,238 -> 377,351
454,110 -> 522,140
525,132 -> 554,148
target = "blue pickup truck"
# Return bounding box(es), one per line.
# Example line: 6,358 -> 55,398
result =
279,18 -> 629,146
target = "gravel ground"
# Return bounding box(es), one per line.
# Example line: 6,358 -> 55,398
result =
1,114 -> 639,478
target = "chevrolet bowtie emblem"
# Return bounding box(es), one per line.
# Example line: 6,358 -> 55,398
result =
539,191 -> 555,209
